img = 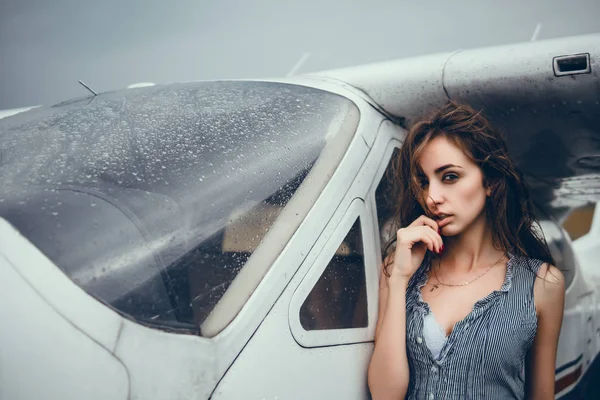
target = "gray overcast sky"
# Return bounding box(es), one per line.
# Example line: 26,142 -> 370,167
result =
1,0 -> 599,109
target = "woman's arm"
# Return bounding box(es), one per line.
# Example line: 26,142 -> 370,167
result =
368,260 -> 411,400
527,263 -> 566,399
368,218 -> 442,399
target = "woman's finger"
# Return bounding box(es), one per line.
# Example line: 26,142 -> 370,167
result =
398,224 -> 443,252
419,224 -> 443,251
422,229 -> 440,253
419,235 -> 433,252
432,229 -> 443,251
410,215 -> 439,232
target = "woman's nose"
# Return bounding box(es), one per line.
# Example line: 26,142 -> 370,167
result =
426,184 -> 443,208
426,195 -> 438,210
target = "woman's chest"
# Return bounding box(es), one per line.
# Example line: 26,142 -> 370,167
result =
407,291 -> 537,368
420,269 -> 507,336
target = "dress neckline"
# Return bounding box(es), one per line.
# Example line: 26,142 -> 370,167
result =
415,252 -> 515,336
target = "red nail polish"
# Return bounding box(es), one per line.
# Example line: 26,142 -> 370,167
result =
440,244 -> 444,254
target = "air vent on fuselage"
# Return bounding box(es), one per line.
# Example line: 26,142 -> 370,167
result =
553,53 -> 591,77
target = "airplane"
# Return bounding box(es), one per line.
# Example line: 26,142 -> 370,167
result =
0,33 -> 599,400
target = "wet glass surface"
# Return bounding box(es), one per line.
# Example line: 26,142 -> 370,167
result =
0,81 -> 358,333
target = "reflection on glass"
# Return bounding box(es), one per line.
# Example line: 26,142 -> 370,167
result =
300,218 -> 368,331
0,81 -> 358,334
375,148 -> 399,253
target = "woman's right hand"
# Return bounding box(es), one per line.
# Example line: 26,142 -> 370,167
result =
390,216 -> 443,282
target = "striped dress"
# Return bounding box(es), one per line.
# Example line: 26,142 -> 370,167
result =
404,253 -> 542,400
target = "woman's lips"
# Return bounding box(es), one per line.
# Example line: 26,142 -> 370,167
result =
437,215 -> 453,228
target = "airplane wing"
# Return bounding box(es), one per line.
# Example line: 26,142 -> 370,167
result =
314,33 -> 600,222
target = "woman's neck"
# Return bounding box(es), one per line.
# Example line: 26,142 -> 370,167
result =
441,213 -> 503,274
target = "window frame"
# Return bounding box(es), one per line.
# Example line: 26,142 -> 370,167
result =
368,138 -> 403,263
289,198 -> 378,347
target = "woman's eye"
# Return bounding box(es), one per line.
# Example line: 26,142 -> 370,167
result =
442,173 -> 459,182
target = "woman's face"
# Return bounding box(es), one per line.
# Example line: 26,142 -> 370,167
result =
418,136 -> 490,236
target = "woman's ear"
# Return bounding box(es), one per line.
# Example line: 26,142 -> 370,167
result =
485,179 -> 497,198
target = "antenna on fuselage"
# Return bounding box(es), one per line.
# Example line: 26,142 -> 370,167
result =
287,52 -> 311,77
531,23 -> 542,41
78,80 -> 98,96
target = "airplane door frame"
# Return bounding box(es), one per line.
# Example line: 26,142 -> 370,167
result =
287,119 -> 406,348
289,198 -> 379,347
366,135 -> 403,270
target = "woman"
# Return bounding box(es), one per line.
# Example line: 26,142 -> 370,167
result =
368,101 -> 565,399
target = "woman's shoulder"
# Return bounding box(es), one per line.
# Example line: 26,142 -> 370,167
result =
511,253 -> 555,277
535,261 -> 564,284
512,253 -> 562,280
510,254 -> 565,314
512,253 -> 565,293
532,261 -> 566,316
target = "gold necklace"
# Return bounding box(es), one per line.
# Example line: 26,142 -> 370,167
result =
430,255 -> 506,292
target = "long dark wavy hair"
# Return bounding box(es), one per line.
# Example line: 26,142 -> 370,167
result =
382,101 -> 554,276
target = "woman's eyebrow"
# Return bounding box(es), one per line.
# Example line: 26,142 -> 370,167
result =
434,164 -> 463,173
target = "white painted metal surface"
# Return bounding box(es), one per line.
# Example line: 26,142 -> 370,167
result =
0,220 -> 124,352
0,253 -> 129,400
313,33 -> 600,124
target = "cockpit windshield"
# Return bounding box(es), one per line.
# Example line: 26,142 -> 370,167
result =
0,81 -> 360,336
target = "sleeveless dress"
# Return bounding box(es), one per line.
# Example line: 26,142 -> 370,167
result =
404,253 -> 543,400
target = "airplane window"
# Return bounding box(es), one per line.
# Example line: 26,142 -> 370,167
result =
0,81 -> 359,335
185,201 -> 284,327
562,203 -> 596,241
300,218 -> 368,330
375,148 -> 400,257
